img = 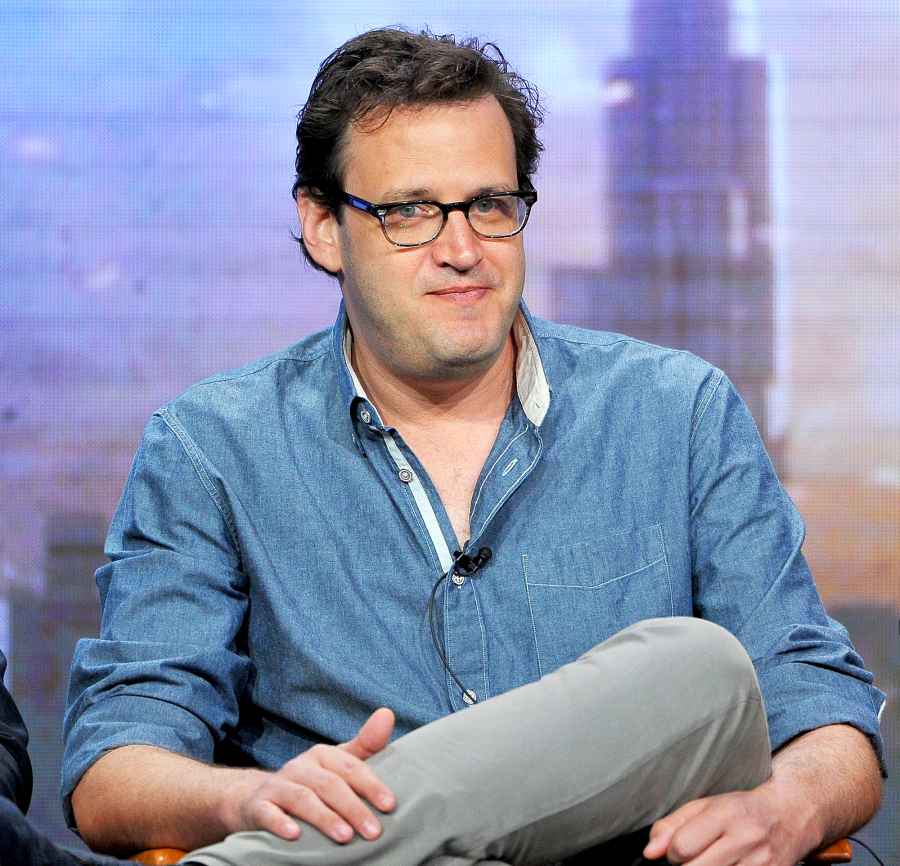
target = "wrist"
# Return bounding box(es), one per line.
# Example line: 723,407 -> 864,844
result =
758,773 -> 825,856
215,766 -> 270,835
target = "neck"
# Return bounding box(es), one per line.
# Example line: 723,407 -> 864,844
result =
350,333 -> 517,432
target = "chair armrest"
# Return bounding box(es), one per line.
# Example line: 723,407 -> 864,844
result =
804,838 -> 853,864
130,848 -> 187,864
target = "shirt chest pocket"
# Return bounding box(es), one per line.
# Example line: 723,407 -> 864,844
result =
522,523 -> 673,675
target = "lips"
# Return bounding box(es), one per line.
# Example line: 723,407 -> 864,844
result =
427,285 -> 492,295
426,286 -> 491,307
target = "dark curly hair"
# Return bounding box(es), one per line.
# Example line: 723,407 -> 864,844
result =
293,27 -> 544,273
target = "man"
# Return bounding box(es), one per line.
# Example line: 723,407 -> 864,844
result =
63,28 -> 884,866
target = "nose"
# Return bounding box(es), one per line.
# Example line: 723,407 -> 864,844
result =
430,210 -> 483,271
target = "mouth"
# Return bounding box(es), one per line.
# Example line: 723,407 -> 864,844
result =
427,285 -> 492,303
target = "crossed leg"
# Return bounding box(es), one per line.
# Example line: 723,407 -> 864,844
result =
183,618 -> 772,866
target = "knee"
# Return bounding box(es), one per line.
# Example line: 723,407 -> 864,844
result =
629,617 -> 760,699
677,616 -> 754,667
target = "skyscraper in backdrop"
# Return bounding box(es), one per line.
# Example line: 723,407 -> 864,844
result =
553,0 -> 784,467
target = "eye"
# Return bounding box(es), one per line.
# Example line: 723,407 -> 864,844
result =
473,197 -> 499,214
384,202 -> 438,225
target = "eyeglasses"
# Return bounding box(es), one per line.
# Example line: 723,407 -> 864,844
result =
338,188 -> 538,248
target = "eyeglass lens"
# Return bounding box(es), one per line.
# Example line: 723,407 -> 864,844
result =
383,195 -> 529,246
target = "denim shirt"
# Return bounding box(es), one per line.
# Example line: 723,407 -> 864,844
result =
62,302 -> 887,824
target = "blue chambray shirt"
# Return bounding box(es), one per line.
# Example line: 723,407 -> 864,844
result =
62,302 -> 886,825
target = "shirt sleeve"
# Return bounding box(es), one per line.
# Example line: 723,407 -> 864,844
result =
62,409 -> 253,828
688,371 -> 887,776
0,650 -> 33,812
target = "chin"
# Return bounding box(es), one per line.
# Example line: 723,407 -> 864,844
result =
435,343 -> 501,375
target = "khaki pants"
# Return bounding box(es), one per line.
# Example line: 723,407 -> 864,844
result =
183,618 -> 771,866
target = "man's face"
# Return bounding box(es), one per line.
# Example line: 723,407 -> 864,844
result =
331,95 -> 526,382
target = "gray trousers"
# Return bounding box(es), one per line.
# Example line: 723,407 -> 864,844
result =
183,617 -> 772,866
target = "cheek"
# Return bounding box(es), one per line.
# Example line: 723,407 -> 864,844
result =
345,251 -> 423,327
491,242 -> 526,287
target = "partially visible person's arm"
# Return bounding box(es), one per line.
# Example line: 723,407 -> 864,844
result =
0,650 -> 32,812
644,723 -> 882,865
73,708 -> 396,854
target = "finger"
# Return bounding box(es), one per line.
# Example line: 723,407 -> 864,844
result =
340,707 -> 395,760
665,820 -> 728,865
643,798 -> 711,860
668,832 -> 751,866
302,765 -> 386,840
670,804 -> 776,866
320,746 -> 396,812
247,797 -> 302,841
269,781 -> 356,844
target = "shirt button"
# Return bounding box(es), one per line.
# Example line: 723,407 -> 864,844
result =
451,572 -> 466,587
462,690 -> 477,705
398,467 -> 414,483
360,408 -> 372,424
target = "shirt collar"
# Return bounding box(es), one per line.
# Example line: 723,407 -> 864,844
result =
331,299 -> 550,427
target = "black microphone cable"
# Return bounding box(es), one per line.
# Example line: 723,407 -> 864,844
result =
426,547 -> 492,707
846,836 -> 885,866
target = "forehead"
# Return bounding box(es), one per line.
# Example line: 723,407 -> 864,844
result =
340,95 -> 518,199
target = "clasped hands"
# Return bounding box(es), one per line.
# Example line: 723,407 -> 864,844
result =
221,707 -> 812,866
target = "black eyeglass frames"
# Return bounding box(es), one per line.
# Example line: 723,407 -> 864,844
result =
338,189 -> 538,248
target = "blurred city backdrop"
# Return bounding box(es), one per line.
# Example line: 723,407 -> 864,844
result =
0,0 -> 897,859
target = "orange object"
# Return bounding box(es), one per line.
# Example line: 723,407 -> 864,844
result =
805,838 -> 854,864
129,848 -> 187,865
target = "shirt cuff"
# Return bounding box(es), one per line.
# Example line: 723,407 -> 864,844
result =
758,664 -> 888,778
62,693 -> 217,830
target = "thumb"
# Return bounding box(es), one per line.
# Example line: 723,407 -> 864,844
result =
340,707 -> 395,759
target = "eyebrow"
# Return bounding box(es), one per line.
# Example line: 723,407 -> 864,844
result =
378,184 -> 518,202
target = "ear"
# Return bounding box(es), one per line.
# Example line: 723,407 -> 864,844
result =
296,190 -> 343,274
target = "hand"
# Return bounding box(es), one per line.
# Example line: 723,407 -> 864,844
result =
642,786 -> 814,866
226,707 -> 397,844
